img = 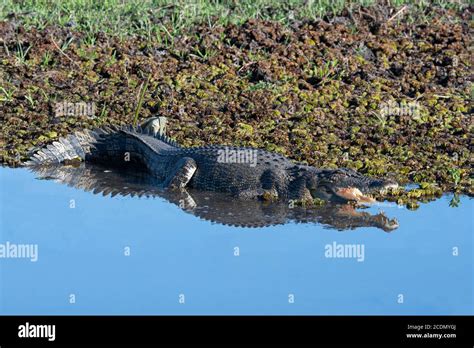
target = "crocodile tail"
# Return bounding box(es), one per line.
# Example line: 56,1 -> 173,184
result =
24,124 -> 179,166
24,128 -> 108,166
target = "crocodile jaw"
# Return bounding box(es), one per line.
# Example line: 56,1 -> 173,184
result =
335,182 -> 399,203
335,187 -> 376,203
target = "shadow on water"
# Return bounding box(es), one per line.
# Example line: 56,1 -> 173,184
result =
29,163 -> 399,232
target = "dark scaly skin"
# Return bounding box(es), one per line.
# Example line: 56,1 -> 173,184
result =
27,162 -> 400,231
26,119 -> 398,203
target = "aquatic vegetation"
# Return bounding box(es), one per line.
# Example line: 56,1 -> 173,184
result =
0,2 -> 472,206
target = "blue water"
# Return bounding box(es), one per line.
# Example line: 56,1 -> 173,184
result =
0,167 -> 472,315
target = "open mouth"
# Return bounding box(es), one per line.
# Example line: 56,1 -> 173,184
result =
335,187 -> 376,203
335,183 -> 399,203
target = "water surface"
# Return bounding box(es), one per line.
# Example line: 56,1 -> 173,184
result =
0,166 -> 472,315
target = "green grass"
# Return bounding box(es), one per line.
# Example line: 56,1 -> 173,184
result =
0,0 -> 469,41
305,59 -> 343,84
14,42 -> 31,64
0,86 -> 15,102
133,72 -> 152,127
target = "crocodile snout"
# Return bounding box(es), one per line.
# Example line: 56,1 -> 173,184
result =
377,182 -> 399,195
334,181 -> 398,203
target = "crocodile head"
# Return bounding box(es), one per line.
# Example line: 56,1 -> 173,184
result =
309,168 -> 398,203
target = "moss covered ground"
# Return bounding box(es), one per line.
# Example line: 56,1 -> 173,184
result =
0,1 -> 472,207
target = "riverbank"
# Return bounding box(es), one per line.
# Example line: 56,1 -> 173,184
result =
0,1 -> 472,207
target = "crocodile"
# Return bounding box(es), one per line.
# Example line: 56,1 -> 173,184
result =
29,162 -> 399,231
25,117 -> 398,203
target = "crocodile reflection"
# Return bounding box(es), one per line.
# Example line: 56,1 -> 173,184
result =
30,163 -> 399,232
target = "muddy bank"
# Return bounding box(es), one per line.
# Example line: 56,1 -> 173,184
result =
0,5 -> 472,205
